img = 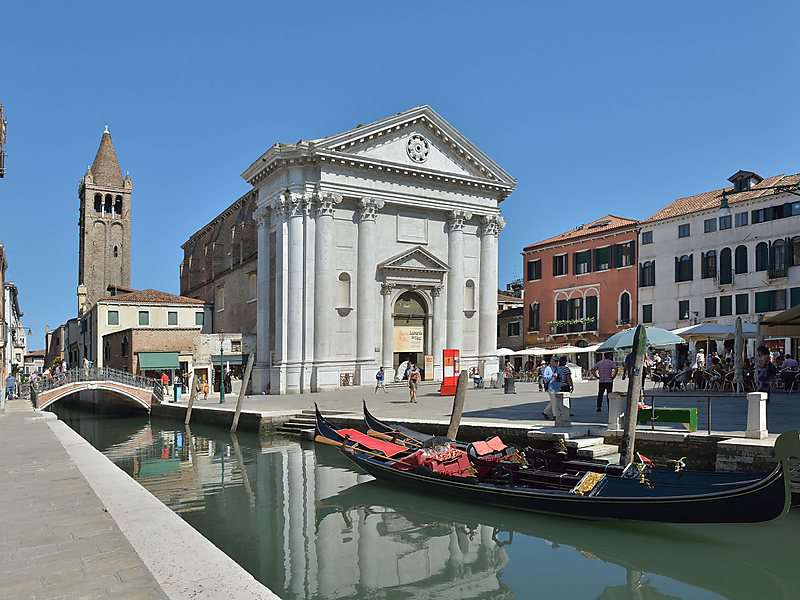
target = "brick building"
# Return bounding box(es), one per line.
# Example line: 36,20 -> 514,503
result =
522,215 -> 639,358
179,191 -> 257,340
103,327 -> 199,376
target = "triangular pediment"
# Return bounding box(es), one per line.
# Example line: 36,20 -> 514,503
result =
315,106 -> 515,187
379,246 -> 449,273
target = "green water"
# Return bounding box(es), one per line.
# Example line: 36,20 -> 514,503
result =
53,407 -> 799,600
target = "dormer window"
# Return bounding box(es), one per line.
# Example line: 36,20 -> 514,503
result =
728,170 -> 763,193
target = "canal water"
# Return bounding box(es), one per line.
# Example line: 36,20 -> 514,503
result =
52,407 -> 799,600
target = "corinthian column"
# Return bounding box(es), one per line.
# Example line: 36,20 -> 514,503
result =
284,191 -> 306,393
355,197 -> 384,385
478,214 -> 504,378
312,189 -> 342,391
253,204 -> 271,393
381,282 -> 395,373
446,210 -> 471,352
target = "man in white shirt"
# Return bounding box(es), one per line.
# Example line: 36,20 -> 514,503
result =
541,357 -> 558,419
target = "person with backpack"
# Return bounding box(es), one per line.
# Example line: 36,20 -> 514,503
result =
375,367 -> 388,394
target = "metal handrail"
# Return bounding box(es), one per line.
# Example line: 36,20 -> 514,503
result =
643,389 -> 750,435
31,367 -> 160,396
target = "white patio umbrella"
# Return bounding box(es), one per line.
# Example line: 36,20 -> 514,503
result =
496,348 -> 516,356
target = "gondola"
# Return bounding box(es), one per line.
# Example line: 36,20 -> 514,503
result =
314,404 -> 410,457
361,401 -> 791,497
337,429 -> 798,524
362,400 -> 435,444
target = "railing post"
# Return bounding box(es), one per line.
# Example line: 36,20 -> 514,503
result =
555,392 -> 571,426
746,392 -> 768,439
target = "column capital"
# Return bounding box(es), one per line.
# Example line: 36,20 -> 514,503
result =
380,282 -> 395,296
479,214 -> 505,237
357,196 -> 384,222
312,188 -> 342,218
253,205 -> 270,227
447,209 -> 472,232
431,285 -> 442,298
272,190 -> 309,220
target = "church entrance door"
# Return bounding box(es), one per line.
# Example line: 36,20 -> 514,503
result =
392,291 -> 428,381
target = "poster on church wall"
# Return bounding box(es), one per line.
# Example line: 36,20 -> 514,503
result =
394,325 -> 424,353
424,354 -> 434,380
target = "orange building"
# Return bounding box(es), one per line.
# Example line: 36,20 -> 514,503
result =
522,215 -> 639,356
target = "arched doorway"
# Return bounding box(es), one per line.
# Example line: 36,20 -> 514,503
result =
393,291 -> 428,380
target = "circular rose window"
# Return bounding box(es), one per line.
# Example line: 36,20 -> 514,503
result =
406,134 -> 430,163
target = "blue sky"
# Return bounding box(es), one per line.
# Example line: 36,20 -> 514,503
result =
2,1 -> 799,348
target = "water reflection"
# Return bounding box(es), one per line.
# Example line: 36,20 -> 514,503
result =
52,407 -> 800,600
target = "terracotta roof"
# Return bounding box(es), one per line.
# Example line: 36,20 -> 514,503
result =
643,172 -> 800,224
524,215 -> 638,251
98,289 -> 206,305
90,128 -> 124,188
25,349 -> 46,358
497,292 -> 522,303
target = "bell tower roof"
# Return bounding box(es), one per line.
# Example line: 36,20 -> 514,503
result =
89,126 -> 124,188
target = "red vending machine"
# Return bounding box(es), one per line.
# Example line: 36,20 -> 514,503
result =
439,348 -> 461,396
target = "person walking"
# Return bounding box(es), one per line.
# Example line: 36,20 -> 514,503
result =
5,373 -> 17,400
375,367 -> 388,394
408,365 -> 420,403
593,353 -> 617,412
542,357 -> 558,419
756,345 -> 776,401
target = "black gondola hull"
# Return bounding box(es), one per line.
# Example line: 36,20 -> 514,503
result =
345,450 -> 789,524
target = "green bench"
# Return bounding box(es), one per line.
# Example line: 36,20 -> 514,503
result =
637,407 -> 698,432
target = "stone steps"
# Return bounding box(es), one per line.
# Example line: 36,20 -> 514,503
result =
577,443 -> 620,458
565,436 -> 606,449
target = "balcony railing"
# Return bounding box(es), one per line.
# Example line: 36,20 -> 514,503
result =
768,264 -> 788,279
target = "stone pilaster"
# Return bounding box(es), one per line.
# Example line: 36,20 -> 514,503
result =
355,197 -> 384,384
431,285 -> 445,381
380,282 -> 395,373
252,204 -> 271,393
312,189 -> 342,391
282,191 -> 308,393
478,214 -> 504,378
446,209 -> 471,352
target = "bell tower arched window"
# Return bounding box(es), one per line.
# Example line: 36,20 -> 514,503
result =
94,193 -> 103,212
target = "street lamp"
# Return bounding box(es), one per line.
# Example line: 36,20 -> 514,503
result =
218,330 -> 225,404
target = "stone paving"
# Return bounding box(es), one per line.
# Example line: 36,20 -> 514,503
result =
183,378 -> 800,434
0,399 -> 167,600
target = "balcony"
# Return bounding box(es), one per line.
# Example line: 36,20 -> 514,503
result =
768,264 -> 788,280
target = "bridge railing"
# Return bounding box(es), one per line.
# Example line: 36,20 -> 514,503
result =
31,367 -> 162,401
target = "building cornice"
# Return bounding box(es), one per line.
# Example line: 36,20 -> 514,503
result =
181,190 -> 257,250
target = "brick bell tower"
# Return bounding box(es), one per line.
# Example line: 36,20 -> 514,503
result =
77,126 -> 132,314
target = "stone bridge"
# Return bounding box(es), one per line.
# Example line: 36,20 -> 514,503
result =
32,367 -> 162,413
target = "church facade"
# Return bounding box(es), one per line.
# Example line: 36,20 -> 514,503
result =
241,106 -> 515,394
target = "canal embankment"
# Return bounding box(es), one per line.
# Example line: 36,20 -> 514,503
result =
0,398 -> 280,600
150,383 -> 791,475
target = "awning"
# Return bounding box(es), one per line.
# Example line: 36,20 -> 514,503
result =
671,322 -> 758,339
760,305 -> 800,337
137,351 -> 180,370
211,354 -> 248,366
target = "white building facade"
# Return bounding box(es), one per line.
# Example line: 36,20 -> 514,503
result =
3,282 -> 26,378
242,107 -> 515,394
638,170 -> 800,356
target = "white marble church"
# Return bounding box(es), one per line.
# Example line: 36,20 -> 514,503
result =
243,106 -> 515,394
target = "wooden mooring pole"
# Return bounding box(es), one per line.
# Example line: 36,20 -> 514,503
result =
446,370 -> 468,440
184,371 -> 198,425
619,325 -> 647,466
231,354 -> 255,433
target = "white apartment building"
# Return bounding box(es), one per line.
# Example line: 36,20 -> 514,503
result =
3,281 -> 26,377
78,289 -> 211,368
638,170 -> 800,357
